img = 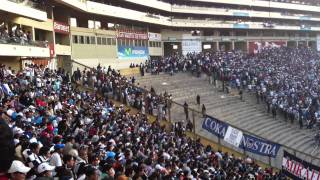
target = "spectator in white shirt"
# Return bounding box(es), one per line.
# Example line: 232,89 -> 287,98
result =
49,144 -> 65,167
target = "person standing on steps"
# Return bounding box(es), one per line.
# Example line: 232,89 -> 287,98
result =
202,104 -> 206,117
272,105 -> 277,120
131,76 -> 135,84
140,63 -> 144,76
256,90 -> 260,104
184,101 -> 189,121
196,94 -> 200,107
239,89 -> 243,101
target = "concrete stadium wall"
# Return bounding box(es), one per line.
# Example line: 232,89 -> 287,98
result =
70,27 -> 117,60
72,58 -> 145,71
71,44 -> 117,59
149,47 -> 163,56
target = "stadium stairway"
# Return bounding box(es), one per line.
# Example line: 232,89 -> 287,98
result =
136,72 -> 320,165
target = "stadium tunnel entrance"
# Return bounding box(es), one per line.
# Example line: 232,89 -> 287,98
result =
234,41 -> 247,52
164,42 -> 182,56
219,42 -> 232,51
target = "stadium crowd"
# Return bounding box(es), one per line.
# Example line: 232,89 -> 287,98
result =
145,47 -> 320,130
0,63 -> 287,180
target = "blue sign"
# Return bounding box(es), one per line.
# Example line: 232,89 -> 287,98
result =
233,23 -> 249,29
233,12 -> 249,17
300,16 -> 311,20
300,26 -> 311,31
118,46 -> 149,59
202,116 -> 229,138
240,134 -> 280,158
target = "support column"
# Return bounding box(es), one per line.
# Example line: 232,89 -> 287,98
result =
32,27 -> 35,41
231,41 -> 235,50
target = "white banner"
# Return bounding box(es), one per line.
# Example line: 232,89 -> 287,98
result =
317,34 -> 320,51
181,34 -> 202,55
223,126 -> 243,147
148,32 -> 162,41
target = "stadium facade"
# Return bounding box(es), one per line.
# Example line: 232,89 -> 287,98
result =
0,0 -> 319,70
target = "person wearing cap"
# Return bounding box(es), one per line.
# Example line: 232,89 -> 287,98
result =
35,163 -> 55,180
49,144 -> 65,167
7,160 -> 31,180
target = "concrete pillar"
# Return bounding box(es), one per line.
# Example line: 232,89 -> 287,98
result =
32,27 -> 35,41
231,41 -> 235,50
216,41 -> 219,51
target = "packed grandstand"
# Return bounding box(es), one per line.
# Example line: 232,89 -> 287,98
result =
1,0 -> 320,180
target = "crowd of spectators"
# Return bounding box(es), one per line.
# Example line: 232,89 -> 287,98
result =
0,25 -> 35,46
0,62 -> 287,180
0,24 -> 48,48
145,47 -> 320,131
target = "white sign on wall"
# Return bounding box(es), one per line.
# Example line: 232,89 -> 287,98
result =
223,126 -> 243,147
181,34 -> 202,55
317,34 -> 320,51
148,32 -> 162,41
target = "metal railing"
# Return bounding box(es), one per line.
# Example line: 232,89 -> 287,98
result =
69,60 -> 320,169
164,74 -> 320,169
0,35 -> 48,48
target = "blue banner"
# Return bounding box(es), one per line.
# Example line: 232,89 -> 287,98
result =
233,23 -> 249,29
299,16 -> 311,20
202,116 -> 229,138
240,134 -> 280,158
233,12 -> 249,17
118,46 -> 149,59
300,26 -> 311,31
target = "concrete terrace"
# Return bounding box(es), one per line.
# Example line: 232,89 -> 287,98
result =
136,72 -> 320,167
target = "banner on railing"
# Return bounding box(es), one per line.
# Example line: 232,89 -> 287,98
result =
224,126 -> 243,147
118,46 -> 149,59
202,115 -> 281,157
181,34 -> 202,55
317,34 -> 320,51
202,116 -> 229,138
240,134 -> 280,158
249,41 -> 286,54
148,32 -> 162,41
282,151 -> 320,180
117,30 -> 148,40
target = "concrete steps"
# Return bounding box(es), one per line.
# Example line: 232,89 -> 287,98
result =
136,73 -> 320,162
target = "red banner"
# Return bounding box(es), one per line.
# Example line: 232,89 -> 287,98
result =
53,21 -> 70,34
249,41 -> 286,54
117,30 -> 148,40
